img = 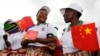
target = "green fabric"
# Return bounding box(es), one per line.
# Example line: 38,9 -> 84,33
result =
4,22 -> 18,32
42,22 -> 47,25
67,20 -> 83,31
4,24 -> 16,31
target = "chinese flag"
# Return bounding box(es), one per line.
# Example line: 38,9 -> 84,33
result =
22,16 -> 34,29
23,30 -> 38,40
71,23 -> 99,51
17,20 -> 25,31
17,16 -> 34,31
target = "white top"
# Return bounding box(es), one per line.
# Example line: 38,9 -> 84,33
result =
8,32 -> 26,50
28,23 -> 57,38
28,23 -> 57,46
61,29 -> 79,54
0,27 -> 5,50
97,27 -> 100,48
61,22 -> 93,54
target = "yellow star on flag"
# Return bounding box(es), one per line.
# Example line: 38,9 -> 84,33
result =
71,23 -> 99,51
84,27 -> 91,35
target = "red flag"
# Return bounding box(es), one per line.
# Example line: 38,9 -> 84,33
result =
17,16 -> 34,31
22,16 -> 34,29
17,20 -> 26,31
71,23 -> 99,51
23,30 -> 38,40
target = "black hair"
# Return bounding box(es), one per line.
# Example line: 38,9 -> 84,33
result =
77,12 -> 81,18
65,8 -> 82,19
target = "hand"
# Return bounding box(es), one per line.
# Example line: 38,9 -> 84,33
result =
21,39 -> 34,48
5,40 -> 11,48
46,43 -> 56,50
3,34 -> 8,41
21,40 -> 29,47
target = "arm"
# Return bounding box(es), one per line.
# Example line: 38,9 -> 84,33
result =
35,36 -> 57,44
36,24 -> 58,44
3,34 -> 11,48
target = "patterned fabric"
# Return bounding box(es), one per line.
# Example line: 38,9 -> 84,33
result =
52,48 -> 63,56
25,47 -> 51,56
1,49 -> 12,56
4,22 -> 19,34
64,51 -> 91,56
91,51 -> 100,56
2,48 -> 26,56
1,47 -> 51,56
1,49 -> 99,56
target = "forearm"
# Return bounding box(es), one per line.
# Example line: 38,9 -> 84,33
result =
56,45 -> 62,49
36,37 -> 57,44
5,40 -> 11,48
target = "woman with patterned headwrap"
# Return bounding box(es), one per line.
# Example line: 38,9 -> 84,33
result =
4,19 -> 19,34
3,19 -> 26,56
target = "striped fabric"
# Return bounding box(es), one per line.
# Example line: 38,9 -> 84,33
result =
1,48 -> 26,56
52,48 -> 63,56
4,22 -> 19,34
1,47 -> 51,56
64,51 -> 91,56
25,47 -> 51,56
91,51 -> 100,56
1,49 -> 100,56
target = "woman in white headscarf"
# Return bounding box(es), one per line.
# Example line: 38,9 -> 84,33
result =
3,19 -> 26,56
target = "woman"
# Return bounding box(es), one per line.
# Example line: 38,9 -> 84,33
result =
60,3 -> 91,56
3,19 -> 26,56
0,26 -> 5,56
21,6 -> 57,56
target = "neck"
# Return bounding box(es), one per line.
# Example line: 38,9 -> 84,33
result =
67,19 -> 83,31
70,17 -> 79,26
37,22 -> 41,25
37,21 -> 46,25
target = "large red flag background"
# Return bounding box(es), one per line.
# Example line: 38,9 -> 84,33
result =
71,23 -> 99,51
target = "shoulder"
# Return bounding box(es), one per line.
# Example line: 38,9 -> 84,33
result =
0,27 -> 5,36
27,26 -> 34,31
46,23 -> 55,27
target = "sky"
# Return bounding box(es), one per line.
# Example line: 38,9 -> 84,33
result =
0,0 -> 100,37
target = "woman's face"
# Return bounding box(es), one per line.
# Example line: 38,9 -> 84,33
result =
37,9 -> 48,23
63,9 -> 75,23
